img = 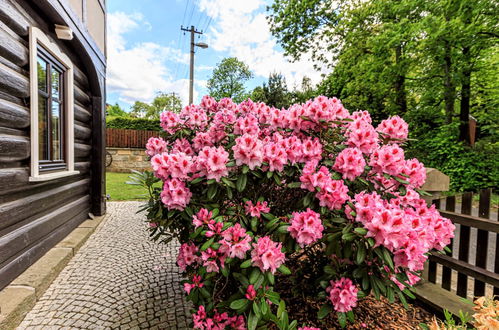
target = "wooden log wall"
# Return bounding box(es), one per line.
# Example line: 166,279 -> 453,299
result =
0,0 -> 95,290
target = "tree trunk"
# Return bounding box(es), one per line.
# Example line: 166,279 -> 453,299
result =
394,45 -> 407,114
443,40 -> 455,124
459,45 -> 471,143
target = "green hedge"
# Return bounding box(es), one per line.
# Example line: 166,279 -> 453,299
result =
106,116 -> 161,131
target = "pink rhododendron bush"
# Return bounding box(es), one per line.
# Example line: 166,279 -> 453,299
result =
136,95 -> 455,329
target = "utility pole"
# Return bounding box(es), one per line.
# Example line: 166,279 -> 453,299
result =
181,25 -> 208,104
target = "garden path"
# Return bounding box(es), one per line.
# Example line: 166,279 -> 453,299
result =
17,202 -> 191,329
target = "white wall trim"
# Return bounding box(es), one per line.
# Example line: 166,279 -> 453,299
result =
29,26 -> 78,181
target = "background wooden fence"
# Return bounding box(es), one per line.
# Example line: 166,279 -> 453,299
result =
425,188 -> 498,300
106,128 -> 160,148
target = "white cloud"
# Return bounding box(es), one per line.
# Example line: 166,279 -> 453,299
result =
107,12 -> 192,105
198,0 -> 329,88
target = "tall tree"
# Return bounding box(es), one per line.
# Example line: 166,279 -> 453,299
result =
130,92 -> 182,119
106,103 -> 128,117
207,57 -> 253,103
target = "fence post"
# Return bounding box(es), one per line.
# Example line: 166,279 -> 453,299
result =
474,188 -> 491,297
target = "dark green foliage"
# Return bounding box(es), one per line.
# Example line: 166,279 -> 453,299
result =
106,116 -> 161,131
406,123 -> 499,191
207,57 -> 253,103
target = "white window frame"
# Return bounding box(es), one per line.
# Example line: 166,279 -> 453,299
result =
29,26 -> 79,182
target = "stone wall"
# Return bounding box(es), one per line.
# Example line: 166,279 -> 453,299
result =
106,148 -> 150,173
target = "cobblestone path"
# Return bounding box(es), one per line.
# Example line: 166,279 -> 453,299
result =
18,202 -> 191,329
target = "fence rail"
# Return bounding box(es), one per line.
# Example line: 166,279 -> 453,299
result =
106,128 -> 160,148
426,188 -> 498,299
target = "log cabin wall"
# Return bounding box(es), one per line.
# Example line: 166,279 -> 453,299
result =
0,0 -> 106,290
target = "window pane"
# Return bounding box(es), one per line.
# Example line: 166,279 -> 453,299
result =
51,101 -> 62,160
51,69 -> 61,100
37,58 -> 47,92
38,95 -> 48,160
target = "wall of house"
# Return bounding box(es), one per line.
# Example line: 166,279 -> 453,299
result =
0,0 -> 104,290
106,147 -> 151,173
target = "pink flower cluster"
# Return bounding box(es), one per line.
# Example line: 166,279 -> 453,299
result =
347,117 -> 379,154
193,306 -> 245,330
300,160 -> 349,210
184,274 -> 204,294
195,146 -> 229,182
327,278 -> 358,313
333,147 -> 366,181
219,224 -> 252,259
177,243 -> 199,271
193,208 -> 214,228
244,200 -> 270,218
145,137 -> 167,157
160,179 -> 192,210
354,191 -> 455,271
288,209 -> 324,247
251,236 -> 285,274
232,134 -> 264,170
376,115 -> 409,141
369,145 -> 406,176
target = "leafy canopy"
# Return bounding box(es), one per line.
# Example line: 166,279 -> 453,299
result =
207,57 -> 253,103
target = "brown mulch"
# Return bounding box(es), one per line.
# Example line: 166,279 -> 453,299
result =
281,294 -> 433,329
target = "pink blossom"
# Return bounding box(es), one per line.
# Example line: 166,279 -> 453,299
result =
200,95 -> 217,112
160,111 -> 182,134
219,223 -> 252,259
245,285 -> 257,300
369,145 -> 405,176
145,137 -> 167,157
333,147 -> 366,181
205,222 -> 224,238
263,142 -> 288,172
193,131 -> 214,151
232,134 -> 264,170
251,236 -> 285,274
377,115 -> 408,142
201,247 -> 226,273
195,146 -> 229,182
192,305 -> 207,329
402,159 -> 426,188
300,137 -> 323,162
288,209 -> 324,247
234,113 -> 260,135
177,243 -> 199,271
316,179 -> 349,210
167,152 -> 193,180
193,208 -> 214,228
161,178 -> 192,210
184,274 -> 204,294
347,119 -> 379,154
326,278 -> 358,313
181,104 -> 208,129
244,201 -> 270,218
172,138 -> 195,156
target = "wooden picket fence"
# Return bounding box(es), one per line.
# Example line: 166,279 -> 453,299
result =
106,128 -> 160,148
424,188 -> 498,300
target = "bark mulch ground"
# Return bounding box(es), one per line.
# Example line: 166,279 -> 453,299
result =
281,293 -> 433,329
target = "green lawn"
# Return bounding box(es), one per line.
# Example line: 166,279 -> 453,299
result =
106,172 -> 160,201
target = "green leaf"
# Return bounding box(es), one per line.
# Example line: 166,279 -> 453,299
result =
240,259 -> 252,268
338,312 -> 347,328
247,312 -> 259,330
277,300 -> 286,319
287,182 -> 302,188
265,291 -> 280,305
354,227 -> 368,235
230,299 -> 249,310
252,301 -> 261,317
398,291 -> 409,309
190,177 -> 203,185
233,272 -> 249,285
277,265 -> 291,275
317,304 -> 332,319
242,165 -> 249,174
200,237 -> 215,251
382,248 -> 394,270
222,177 -> 236,188
236,174 -> 247,192
266,271 -> 275,285
207,184 -> 218,200
303,193 -> 312,207
342,233 -> 356,241
356,243 -> 366,265
347,310 -> 355,323
276,224 -> 290,234
249,268 -> 261,284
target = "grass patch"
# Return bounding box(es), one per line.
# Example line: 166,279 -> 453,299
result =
106,172 -> 161,201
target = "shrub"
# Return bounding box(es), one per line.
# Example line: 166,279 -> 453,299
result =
106,116 -> 161,131
406,122 -> 499,192
134,95 -> 455,329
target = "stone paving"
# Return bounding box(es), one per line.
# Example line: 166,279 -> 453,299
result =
18,202 -> 191,329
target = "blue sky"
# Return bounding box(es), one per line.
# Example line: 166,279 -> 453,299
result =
106,0 -> 326,111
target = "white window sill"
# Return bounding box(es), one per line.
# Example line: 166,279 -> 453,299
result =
29,170 -> 80,182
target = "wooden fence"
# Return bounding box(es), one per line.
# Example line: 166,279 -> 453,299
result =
106,128 -> 160,148
426,188 -> 498,299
